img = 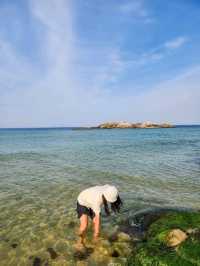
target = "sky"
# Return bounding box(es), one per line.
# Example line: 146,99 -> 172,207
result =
0,0 -> 200,127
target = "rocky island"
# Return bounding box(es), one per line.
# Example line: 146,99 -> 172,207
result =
96,121 -> 174,129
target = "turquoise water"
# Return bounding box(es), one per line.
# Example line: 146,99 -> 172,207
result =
0,126 -> 200,265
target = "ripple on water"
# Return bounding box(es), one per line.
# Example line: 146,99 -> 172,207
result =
0,126 -> 200,264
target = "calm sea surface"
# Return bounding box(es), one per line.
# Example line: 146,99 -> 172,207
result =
0,126 -> 200,265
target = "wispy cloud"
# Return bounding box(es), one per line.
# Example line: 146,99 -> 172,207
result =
0,0 -> 80,127
126,36 -> 189,68
94,66 -> 200,125
93,35 -> 187,81
119,1 -> 147,16
118,0 -> 153,23
164,36 -> 188,49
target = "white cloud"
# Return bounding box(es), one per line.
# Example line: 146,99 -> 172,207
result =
164,36 -> 188,50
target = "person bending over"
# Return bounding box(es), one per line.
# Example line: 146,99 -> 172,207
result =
76,184 -> 122,246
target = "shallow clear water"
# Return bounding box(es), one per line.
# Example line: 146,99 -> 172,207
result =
0,126 -> 200,265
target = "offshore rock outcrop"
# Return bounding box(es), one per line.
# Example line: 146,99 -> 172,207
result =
97,121 -> 173,129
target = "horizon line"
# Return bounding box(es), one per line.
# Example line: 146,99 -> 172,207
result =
0,124 -> 200,130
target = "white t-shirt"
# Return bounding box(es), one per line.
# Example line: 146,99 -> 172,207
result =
77,185 -> 107,214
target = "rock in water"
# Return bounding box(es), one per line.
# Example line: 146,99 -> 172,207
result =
111,250 -> 120,257
117,232 -> 131,242
33,257 -> 41,266
186,228 -> 200,235
73,247 -> 93,261
47,247 -> 58,259
67,221 -> 76,228
11,243 -> 18,248
96,121 -> 173,129
166,229 -> 187,247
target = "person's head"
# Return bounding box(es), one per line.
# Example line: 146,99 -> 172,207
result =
102,185 -> 123,216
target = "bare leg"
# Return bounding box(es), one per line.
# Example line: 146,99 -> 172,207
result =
92,214 -> 100,242
78,214 -> 88,245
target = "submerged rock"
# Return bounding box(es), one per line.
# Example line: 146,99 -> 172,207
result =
186,228 -> 200,235
39,222 -> 47,228
11,243 -> 18,248
117,232 -> 131,242
67,221 -> 76,228
111,250 -> 120,257
73,247 -> 93,261
54,239 -> 69,253
108,233 -> 118,243
47,247 -> 58,259
33,257 -> 41,266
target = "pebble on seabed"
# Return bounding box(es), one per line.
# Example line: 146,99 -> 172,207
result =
11,243 -> 18,248
111,250 -> 119,257
73,246 -> 94,261
47,247 -> 58,259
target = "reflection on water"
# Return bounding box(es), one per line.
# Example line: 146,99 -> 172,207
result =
0,126 -> 200,265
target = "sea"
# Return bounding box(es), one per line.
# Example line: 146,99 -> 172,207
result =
0,126 -> 199,265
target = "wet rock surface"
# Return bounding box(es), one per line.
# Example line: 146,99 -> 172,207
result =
67,221 -> 76,228
111,250 -> 120,257
73,246 -> 94,261
127,208 -> 200,265
33,257 -> 41,266
11,243 -> 18,248
47,247 -> 58,259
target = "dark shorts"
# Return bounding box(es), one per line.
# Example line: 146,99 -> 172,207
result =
76,201 -> 96,219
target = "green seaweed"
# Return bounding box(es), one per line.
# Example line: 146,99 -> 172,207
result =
127,211 -> 200,266
148,212 -> 200,237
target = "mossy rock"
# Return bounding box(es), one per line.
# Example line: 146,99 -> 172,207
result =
148,212 -> 200,237
127,211 -> 200,266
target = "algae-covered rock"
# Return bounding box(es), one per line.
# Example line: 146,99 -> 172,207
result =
33,257 -> 42,266
127,211 -> 200,266
117,232 -> 131,242
186,228 -> 200,235
47,247 -> 58,259
53,239 -> 69,253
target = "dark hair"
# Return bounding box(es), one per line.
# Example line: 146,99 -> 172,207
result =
111,195 -> 123,213
102,195 -> 111,216
102,195 -> 123,216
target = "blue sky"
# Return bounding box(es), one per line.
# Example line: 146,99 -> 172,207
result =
0,0 -> 200,127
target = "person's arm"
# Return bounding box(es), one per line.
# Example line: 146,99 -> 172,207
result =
93,214 -> 100,240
